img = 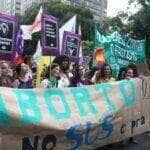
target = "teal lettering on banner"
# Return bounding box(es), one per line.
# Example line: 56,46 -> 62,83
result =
94,27 -> 146,77
71,88 -> 98,117
119,80 -> 136,106
12,89 -> 42,124
44,89 -> 71,120
0,95 -> 11,126
95,83 -> 116,111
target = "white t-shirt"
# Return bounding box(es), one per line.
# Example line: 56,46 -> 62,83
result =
40,79 -> 50,88
57,74 -> 70,88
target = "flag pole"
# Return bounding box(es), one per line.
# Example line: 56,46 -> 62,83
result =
49,56 -> 52,84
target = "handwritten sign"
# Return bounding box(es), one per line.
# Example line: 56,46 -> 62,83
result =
62,31 -> 81,62
0,77 -> 150,149
41,14 -> 59,56
0,13 -> 17,61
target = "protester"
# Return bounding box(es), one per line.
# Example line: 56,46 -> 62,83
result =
0,61 -> 13,87
89,67 -> 101,84
12,62 -> 33,89
53,55 -> 71,88
127,64 -> 138,78
122,65 -> 139,145
40,63 -> 60,88
117,67 -> 126,81
124,67 -> 134,79
100,63 -> 115,83
24,55 -> 37,76
70,65 -> 90,87
24,55 -> 38,87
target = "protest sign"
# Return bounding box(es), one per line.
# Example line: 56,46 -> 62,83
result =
59,15 -> 76,54
62,31 -> 81,62
94,28 -> 146,77
0,77 -> 150,149
0,13 -> 17,61
41,14 -> 59,56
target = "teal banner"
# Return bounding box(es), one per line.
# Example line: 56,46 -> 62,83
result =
94,28 -> 146,77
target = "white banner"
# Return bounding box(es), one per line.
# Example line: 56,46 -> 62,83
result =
0,77 -> 149,149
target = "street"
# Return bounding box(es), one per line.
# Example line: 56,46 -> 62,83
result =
97,133 -> 150,150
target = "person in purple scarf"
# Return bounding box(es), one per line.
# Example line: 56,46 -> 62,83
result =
70,65 -> 90,87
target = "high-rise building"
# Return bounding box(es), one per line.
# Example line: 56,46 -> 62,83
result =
20,0 -> 43,15
62,0 -> 108,23
0,0 -> 107,23
0,0 -> 42,16
0,0 -> 21,15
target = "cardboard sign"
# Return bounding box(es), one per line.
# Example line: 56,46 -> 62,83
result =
41,14 -> 59,56
0,13 -> 17,61
62,31 -> 81,62
0,77 -> 150,150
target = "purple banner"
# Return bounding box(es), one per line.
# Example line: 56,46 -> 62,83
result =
41,14 -> 59,56
0,13 -> 17,61
62,31 -> 81,62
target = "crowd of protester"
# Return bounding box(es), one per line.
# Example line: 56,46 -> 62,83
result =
0,54 -> 140,89
0,54 -> 149,147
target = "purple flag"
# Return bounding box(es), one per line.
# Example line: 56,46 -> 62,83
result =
61,31 -> 81,62
0,13 -> 17,61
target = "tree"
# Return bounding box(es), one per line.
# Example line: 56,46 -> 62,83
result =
100,16 -> 125,34
21,0 -> 95,41
127,0 -> 150,63
82,40 -> 93,55
20,0 -> 95,55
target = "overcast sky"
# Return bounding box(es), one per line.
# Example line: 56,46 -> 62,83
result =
107,0 -> 129,16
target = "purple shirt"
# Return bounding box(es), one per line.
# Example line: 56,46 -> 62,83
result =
71,77 -> 90,87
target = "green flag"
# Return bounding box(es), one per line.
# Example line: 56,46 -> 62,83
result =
94,27 -> 146,77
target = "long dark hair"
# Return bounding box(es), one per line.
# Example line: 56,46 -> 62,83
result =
101,63 -> 112,78
127,64 -> 138,77
74,65 -> 84,80
44,63 -> 60,79
15,62 -> 24,76
117,67 -> 126,80
88,67 -> 101,81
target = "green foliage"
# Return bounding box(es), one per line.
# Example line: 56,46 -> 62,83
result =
82,40 -> 94,55
21,0 -> 94,41
100,17 -> 124,34
20,0 -> 95,54
128,1 -> 150,61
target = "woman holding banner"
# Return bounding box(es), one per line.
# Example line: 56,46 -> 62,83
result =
0,61 -> 13,87
53,55 -> 71,88
12,62 -> 33,89
89,67 -> 101,84
70,65 -> 90,87
99,63 -> 115,83
40,63 -> 60,88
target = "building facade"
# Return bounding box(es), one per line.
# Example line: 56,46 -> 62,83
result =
20,0 -> 43,15
62,0 -> 108,23
0,0 -> 107,22
0,0 -> 21,15
0,0 -> 42,16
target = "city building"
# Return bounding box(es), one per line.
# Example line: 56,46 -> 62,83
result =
0,0 -> 21,15
0,0 -> 42,16
62,0 -> 108,23
0,0 -> 107,23
20,0 -> 43,15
